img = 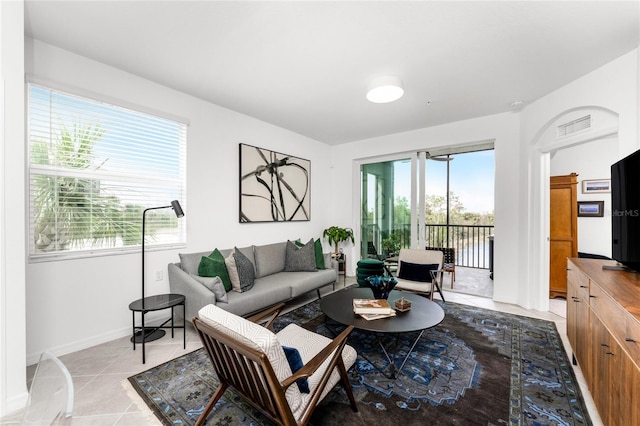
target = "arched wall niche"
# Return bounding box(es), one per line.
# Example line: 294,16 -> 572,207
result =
524,105 -> 619,312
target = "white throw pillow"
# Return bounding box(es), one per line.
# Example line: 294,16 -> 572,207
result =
225,249 -> 242,292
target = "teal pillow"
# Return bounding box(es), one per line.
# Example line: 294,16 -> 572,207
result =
198,249 -> 232,292
282,346 -> 309,393
314,238 -> 325,269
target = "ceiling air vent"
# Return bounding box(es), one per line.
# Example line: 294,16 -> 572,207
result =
557,115 -> 591,137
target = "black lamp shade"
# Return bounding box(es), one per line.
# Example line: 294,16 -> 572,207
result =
171,200 -> 184,218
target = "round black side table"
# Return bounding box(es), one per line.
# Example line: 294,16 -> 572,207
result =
129,293 -> 186,363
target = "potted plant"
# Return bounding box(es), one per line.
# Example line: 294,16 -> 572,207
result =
322,226 -> 355,255
381,232 -> 402,257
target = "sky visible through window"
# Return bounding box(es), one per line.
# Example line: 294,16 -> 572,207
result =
30,86 -> 183,206
393,150 -> 495,214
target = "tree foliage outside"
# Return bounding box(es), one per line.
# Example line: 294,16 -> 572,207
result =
424,193 -> 494,226
369,192 -> 494,253
31,121 -> 172,253
389,193 -> 494,227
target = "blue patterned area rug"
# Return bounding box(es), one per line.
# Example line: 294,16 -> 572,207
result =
128,299 -> 591,425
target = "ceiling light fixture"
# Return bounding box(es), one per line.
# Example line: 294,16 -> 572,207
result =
367,76 -> 404,103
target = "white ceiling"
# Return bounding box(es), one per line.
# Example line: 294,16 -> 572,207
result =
24,1 -> 640,145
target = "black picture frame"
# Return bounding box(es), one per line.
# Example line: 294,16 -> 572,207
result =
239,143 -> 311,222
577,201 -> 604,217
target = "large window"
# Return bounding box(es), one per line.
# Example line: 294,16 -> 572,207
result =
28,84 -> 187,260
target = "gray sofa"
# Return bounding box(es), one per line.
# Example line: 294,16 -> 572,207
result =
168,241 -> 338,321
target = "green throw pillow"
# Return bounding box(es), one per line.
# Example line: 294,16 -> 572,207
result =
314,238 -> 325,269
198,249 -> 232,292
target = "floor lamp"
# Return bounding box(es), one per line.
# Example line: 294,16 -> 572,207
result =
134,200 -> 184,343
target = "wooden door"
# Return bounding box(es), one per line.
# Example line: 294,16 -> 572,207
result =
550,174 -> 578,298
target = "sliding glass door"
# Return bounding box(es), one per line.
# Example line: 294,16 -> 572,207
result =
361,158 -> 412,259
360,147 -> 495,269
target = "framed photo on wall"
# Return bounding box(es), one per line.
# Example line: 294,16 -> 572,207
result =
582,179 -> 610,193
239,143 -> 311,222
577,201 -> 604,217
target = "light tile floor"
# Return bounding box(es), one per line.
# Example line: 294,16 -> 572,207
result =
1,278 -> 602,425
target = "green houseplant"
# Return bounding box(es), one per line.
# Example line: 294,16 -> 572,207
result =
381,232 -> 402,256
322,226 -> 355,255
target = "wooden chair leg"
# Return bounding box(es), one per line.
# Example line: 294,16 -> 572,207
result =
195,383 -> 228,426
337,360 -> 358,412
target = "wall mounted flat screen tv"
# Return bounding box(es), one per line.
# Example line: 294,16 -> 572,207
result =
611,148 -> 640,272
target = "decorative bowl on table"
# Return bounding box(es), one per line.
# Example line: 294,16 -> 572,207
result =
364,275 -> 398,300
394,297 -> 412,312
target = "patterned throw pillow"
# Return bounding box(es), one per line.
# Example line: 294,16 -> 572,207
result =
285,239 -> 317,272
233,247 -> 256,292
295,239 -> 326,269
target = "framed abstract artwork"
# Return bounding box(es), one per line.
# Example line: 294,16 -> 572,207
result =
239,143 -> 311,222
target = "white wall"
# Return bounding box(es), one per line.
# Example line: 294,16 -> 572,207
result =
0,0 -> 28,416
24,39 -> 336,364
330,112 -> 522,304
519,48 -> 639,310
550,140 -> 615,257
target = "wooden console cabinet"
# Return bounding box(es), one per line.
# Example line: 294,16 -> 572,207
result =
566,258 -> 640,425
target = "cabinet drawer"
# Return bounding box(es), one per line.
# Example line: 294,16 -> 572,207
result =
623,315 -> 640,369
590,283 -> 620,327
591,283 -> 640,368
567,262 -> 589,300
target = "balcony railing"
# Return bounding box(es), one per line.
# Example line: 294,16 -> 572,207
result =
363,224 -> 494,269
425,224 -> 493,269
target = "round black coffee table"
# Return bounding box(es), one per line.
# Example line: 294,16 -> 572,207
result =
320,287 -> 444,378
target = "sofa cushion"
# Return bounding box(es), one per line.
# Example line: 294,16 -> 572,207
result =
286,269 -> 337,298
221,278 -> 292,316
234,248 -> 256,292
254,242 -> 287,278
179,250 -> 211,275
189,274 -> 229,303
285,239 -> 317,272
197,249 -> 232,292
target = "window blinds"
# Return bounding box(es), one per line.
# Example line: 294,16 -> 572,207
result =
28,84 -> 187,260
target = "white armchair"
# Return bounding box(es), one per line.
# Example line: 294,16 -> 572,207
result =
394,249 -> 445,301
